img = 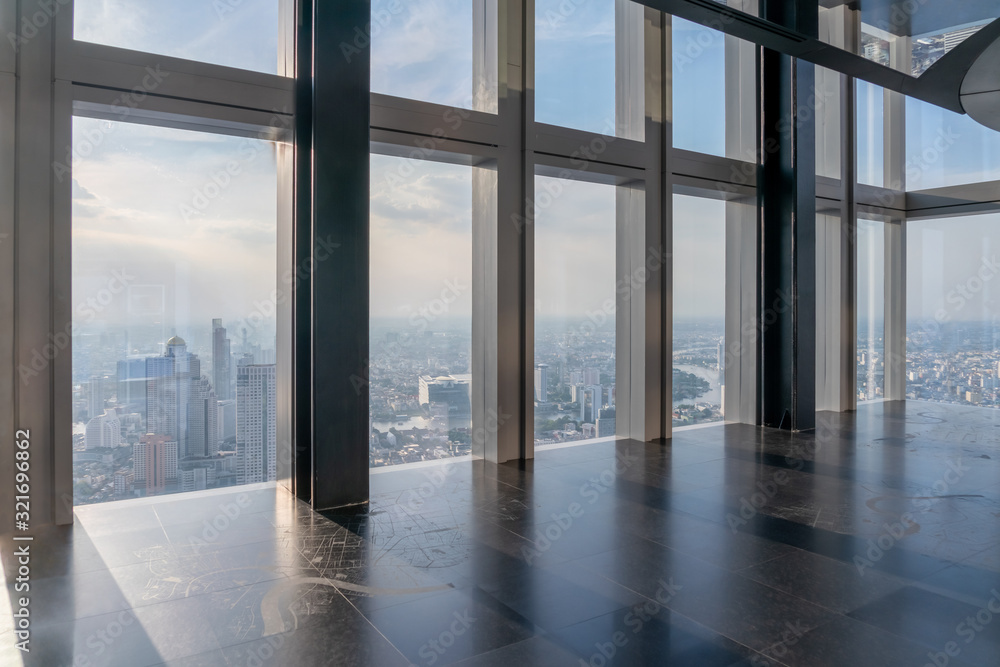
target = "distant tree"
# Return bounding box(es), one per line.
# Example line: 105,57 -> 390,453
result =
448,429 -> 471,444
672,370 -> 710,401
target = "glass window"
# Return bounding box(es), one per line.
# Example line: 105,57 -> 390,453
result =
535,0 -> 616,135
74,0 -> 281,75
369,155 -> 474,467
912,20 -> 994,77
857,80 -> 885,187
672,17 -> 726,157
372,0 -> 496,111
534,176 -> 617,445
673,195 -> 726,426
860,25 -> 891,68
857,219 -> 885,402
906,97 -> 1000,191
815,65 -> 842,180
71,118 -> 278,504
907,213 -> 1000,409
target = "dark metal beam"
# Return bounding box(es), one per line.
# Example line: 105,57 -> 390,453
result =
309,0 -> 371,509
758,1 -> 817,431
634,0 -> 1000,115
294,0 -> 313,502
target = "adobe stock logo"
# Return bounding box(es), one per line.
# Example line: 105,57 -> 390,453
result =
924,589 -> 1000,667
416,610 -> 476,665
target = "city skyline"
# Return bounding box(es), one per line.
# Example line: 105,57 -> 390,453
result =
71,319 -> 278,504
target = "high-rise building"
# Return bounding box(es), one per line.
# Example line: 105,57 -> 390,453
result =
179,467 -> 213,492
218,399 -> 237,443
237,363 -> 276,484
534,364 -> 549,403
596,407 -> 616,438
87,376 -> 105,420
942,25 -> 983,53
418,375 -> 471,424
212,318 -> 232,400
188,376 -> 219,458
113,470 -> 134,497
117,357 -> 151,417
580,384 -> 602,422
147,337 -> 195,457
145,336 -> 217,460
85,410 -> 122,450
134,433 -> 178,496
583,368 -> 601,386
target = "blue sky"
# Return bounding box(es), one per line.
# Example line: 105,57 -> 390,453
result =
908,213 -> 1000,323
72,118 -> 278,333
75,0 -> 279,73
71,0 -> 1000,328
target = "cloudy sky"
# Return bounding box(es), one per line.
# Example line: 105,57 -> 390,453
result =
75,0 -> 279,74
71,0 -> 1000,336
72,118 -> 278,335
370,155 -> 473,320
908,213 -> 1000,323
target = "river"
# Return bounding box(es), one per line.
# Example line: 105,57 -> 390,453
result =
673,364 -> 723,407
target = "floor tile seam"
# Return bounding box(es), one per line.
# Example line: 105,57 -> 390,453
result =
753,612 -> 850,663
730,565 -> 866,617
728,549 -> 796,574
217,606 -> 408,667
735,547 -> 914,589
908,579 -> 1000,610
23,604 -> 227,664
136,636 -> 229,667
21,564 -> 327,635
601,596 -> 792,666
5,555 -> 332,592
79,503 -> 281,532
129,562 -> 326,608
565,542 -> 721,606
731,510 -> 964,581
479,517 -> 543,543
355,583 -> 535,664
952,542 -> 1000,571
144,645 -> 230,667
842,602 -> 968,657
145,500 -> 286,522
574,543 -> 844,631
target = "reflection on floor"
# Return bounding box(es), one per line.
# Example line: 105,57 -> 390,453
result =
3,401 -> 1000,666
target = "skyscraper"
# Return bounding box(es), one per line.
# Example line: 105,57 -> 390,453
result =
534,363 -> 549,403
117,357 -> 151,417
237,363 -> 276,484
87,376 -> 105,420
84,410 -> 122,450
580,384 -> 603,422
146,336 -> 217,460
188,375 -> 219,458
218,399 -> 237,442
147,337 -> 191,457
212,318 -> 232,400
596,407 -> 616,438
134,433 -> 178,496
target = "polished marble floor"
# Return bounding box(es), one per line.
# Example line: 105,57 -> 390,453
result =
3,400 -> 1000,666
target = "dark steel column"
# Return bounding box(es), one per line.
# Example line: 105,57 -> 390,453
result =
307,0 -> 371,508
293,0 -> 314,501
758,1 -> 817,430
